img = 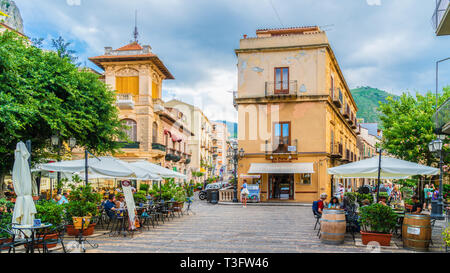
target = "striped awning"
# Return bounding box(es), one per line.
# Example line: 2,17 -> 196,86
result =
248,163 -> 314,174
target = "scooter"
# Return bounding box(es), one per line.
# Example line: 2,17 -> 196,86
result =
199,190 -> 207,200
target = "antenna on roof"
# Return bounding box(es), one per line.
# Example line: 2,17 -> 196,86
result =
133,10 -> 139,43
319,24 -> 335,32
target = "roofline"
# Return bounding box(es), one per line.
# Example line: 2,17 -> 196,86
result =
88,54 -> 175,80
235,43 -> 358,111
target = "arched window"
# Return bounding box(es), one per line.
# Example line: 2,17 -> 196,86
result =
123,119 -> 137,142
152,122 -> 158,143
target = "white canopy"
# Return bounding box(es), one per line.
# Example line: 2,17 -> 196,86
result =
327,156 -> 439,179
130,161 -> 187,179
248,163 -> 315,174
12,142 -> 37,229
36,157 -> 162,180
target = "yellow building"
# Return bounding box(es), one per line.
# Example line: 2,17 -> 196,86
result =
235,26 -> 359,203
89,41 -> 176,165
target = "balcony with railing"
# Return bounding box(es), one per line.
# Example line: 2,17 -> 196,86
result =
265,139 -> 298,155
330,143 -> 343,158
152,143 -> 166,153
433,0 -> 450,36
116,94 -> 135,109
265,81 -> 298,97
331,88 -> 343,108
434,97 -> 450,134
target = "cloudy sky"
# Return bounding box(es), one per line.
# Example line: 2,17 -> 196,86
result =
14,0 -> 450,122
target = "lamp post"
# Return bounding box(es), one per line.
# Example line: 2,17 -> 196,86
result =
51,134 -> 77,193
428,136 -> 445,220
228,140 -> 244,203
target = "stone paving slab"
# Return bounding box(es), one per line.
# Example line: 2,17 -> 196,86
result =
44,195 -> 448,253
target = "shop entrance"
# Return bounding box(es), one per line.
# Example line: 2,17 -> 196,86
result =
268,174 -> 294,200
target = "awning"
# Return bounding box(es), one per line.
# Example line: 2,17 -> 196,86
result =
240,174 -> 261,179
248,163 -> 314,174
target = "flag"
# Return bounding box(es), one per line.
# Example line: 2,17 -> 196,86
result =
0,10 -> 8,17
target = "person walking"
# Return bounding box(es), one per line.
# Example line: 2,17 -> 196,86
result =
240,180 -> 250,208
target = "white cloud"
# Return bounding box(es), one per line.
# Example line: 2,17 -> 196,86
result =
164,68 -> 238,122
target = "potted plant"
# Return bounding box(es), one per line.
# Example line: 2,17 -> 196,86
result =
404,199 -> 414,211
0,199 -> 13,250
33,200 -> 65,249
64,183 -> 101,236
443,227 -> 450,252
358,203 -> 398,246
134,190 -> 147,207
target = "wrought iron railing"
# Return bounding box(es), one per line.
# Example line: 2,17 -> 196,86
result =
265,139 -> 298,154
432,0 -> 450,30
265,81 -> 298,97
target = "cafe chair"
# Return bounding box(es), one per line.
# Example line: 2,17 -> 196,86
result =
0,225 -> 30,253
312,201 -> 322,237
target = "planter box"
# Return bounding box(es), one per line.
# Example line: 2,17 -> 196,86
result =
0,238 -> 13,250
66,223 -> 96,237
361,231 -> 392,246
31,233 -> 58,249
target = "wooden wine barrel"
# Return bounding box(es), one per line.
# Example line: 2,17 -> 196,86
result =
321,209 -> 347,245
402,214 -> 431,251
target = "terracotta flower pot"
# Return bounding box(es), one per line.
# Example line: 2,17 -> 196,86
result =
0,238 -> 13,250
361,231 -> 392,246
25,233 -> 58,249
66,223 -> 96,236
72,216 -> 91,230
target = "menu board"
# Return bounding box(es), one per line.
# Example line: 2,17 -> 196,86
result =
121,181 -> 137,230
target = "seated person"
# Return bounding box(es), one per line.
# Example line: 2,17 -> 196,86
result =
410,195 -> 423,214
317,193 -> 328,215
103,194 -> 117,219
378,196 -> 388,206
328,197 -> 341,209
361,199 -> 371,207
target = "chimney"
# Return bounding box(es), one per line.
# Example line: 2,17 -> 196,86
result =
104,47 -> 112,55
142,45 -> 152,53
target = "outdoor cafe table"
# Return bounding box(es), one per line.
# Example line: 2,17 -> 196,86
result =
12,223 -> 52,253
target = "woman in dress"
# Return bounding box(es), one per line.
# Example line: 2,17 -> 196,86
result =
240,180 -> 250,208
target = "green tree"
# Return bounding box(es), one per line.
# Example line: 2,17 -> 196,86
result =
0,30 -> 127,197
51,36 -> 79,65
378,88 -> 450,167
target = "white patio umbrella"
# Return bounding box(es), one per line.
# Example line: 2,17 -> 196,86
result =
130,160 -> 187,179
328,156 -> 439,178
36,157 -> 162,180
11,142 -> 37,230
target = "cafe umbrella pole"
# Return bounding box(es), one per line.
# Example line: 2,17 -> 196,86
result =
376,148 -> 382,203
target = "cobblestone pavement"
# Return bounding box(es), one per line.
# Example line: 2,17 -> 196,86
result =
83,196 -> 448,253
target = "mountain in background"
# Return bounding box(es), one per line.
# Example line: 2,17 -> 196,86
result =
351,86 -> 399,124
214,120 -> 237,139
0,0 -> 23,33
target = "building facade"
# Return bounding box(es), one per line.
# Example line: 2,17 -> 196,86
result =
164,99 -> 216,180
88,41 -> 178,166
212,121 -> 229,179
235,27 -> 359,203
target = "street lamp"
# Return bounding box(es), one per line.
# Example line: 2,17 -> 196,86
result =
428,137 -> 445,220
229,140 -> 244,203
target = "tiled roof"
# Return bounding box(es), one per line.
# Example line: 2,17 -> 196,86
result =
88,53 -> 174,80
116,42 -> 143,51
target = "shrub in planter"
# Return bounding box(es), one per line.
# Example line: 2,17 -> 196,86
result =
134,190 -> 147,206
64,184 -> 101,234
442,227 -> 450,249
0,204 -> 13,250
358,203 -> 398,246
139,184 -> 150,194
